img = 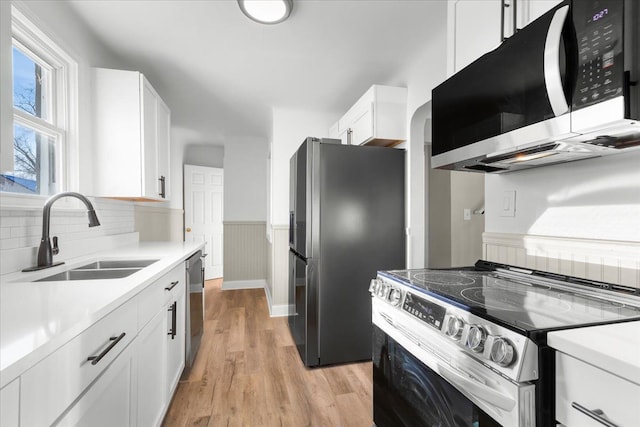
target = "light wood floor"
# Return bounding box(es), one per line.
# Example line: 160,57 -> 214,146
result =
162,279 -> 373,427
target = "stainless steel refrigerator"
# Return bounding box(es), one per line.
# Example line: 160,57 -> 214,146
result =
288,137 -> 405,367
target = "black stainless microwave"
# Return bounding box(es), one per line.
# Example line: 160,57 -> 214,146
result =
432,0 -> 639,173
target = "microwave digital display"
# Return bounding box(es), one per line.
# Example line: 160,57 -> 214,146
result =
592,8 -> 609,22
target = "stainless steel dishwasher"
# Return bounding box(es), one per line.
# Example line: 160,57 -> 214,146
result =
184,250 -> 204,373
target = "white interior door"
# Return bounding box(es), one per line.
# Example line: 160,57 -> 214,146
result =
184,165 -> 223,279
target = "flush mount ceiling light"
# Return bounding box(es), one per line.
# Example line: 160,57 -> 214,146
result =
238,0 -> 292,25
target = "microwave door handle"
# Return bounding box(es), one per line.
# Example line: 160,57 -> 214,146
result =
435,360 -> 516,411
544,5 -> 570,117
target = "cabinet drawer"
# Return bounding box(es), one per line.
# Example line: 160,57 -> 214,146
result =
20,298 -> 137,427
138,264 -> 184,328
162,264 -> 185,302
556,352 -> 640,427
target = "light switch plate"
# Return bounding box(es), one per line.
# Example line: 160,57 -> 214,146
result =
500,190 -> 516,217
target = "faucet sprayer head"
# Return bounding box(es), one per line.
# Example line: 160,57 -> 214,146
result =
88,209 -> 100,227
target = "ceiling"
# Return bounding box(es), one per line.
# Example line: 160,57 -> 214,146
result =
66,0 -> 446,145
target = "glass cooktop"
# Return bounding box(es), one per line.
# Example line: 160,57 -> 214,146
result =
380,267 -> 640,334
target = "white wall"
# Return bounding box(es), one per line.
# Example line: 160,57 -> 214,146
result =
183,143 -> 224,169
485,151 -> 640,242
270,108 -> 335,226
224,137 -> 268,222
387,0 -> 448,268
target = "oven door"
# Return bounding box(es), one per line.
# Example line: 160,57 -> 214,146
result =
372,300 -> 536,427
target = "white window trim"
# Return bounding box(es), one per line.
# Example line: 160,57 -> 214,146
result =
1,5 -> 79,209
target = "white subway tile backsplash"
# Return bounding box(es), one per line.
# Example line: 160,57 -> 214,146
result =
0,198 -> 136,274
0,217 -> 20,227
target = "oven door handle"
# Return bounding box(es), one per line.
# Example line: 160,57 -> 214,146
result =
436,360 -> 516,411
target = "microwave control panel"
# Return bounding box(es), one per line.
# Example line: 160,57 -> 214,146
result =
572,0 -> 624,110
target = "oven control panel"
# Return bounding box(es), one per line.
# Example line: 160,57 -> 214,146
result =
370,277 -> 539,382
402,292 -> 446,330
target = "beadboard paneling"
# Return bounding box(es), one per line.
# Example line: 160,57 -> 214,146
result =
223,221 -> 267,282
266,225 -> 291,316
483,232 -> 640,288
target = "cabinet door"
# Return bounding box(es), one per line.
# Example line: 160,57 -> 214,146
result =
350,102 -> 374,146
520,0 -> 563,27
156,99 -> 171,200
137,310 -> 166,427
142,78 -> 159,200
453,0 -> 502,72
57,341 -> 136,427
0,379 -> 19,427
166,291 -> 186,398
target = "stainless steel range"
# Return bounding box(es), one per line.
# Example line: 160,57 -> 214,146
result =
370,260 -> 640,427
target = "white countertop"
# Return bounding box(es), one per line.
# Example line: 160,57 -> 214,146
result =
548,321 -> 640,385
0,241 -> 204,388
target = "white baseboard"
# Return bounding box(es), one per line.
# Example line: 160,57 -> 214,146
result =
263,281 -> 293,317
221,279 -> 267,290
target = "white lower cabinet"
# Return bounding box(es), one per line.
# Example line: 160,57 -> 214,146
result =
137,263 -> 186,427
56,340 -> 137,427
1,379 -> 19,426
556,352 -> 640,426
20,298 -> 137,427
166,287 -> 186,399
137,310 -> 167,427
8,259 -> 190,427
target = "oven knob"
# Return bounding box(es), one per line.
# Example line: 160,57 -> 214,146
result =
388,288 -> 402,306
369,279 -> 381,295
377,282 -> 389,299
490,337 -> 516,367
444,316 -> 464,340
466,325 -> 486,353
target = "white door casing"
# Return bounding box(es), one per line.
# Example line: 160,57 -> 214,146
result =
184,165 -> 223,279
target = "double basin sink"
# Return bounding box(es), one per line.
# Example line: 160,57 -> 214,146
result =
36,259 -> 159,282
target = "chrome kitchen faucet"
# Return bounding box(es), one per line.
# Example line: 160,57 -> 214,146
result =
23,192 -> 100,272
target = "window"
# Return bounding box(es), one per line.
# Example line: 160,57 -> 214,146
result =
1,6 -> 77,197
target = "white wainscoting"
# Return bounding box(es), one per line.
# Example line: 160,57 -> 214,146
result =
223,221 -> 267,282
266,225 -> 291,317
483,232 -> 640,288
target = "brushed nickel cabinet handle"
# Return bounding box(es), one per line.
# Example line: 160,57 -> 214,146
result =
571,402 -> 619,427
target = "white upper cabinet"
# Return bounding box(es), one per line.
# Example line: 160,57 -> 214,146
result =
449,0 -> 503,74
520,0 -> 564,27
448,0 -> 564,75
92,68 -> 171,201
329,85 -> 407,147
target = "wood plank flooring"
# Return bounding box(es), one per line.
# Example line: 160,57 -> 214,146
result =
162,279 -> 373,427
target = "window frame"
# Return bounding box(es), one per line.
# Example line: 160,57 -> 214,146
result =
1,5 -> 78,207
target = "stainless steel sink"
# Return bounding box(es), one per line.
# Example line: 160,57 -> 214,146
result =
75,259 -> 158,270
36,268 -> 142,282
34,259 -> 158,282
